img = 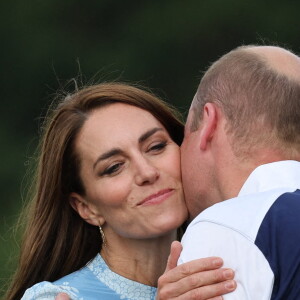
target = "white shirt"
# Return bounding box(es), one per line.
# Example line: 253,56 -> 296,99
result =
179,160 -> 300,299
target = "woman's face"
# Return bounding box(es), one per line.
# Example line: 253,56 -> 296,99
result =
73,103 -> 187,240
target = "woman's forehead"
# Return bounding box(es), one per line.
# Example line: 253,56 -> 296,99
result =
87,103 -> 161,133
75,103 -> 165,157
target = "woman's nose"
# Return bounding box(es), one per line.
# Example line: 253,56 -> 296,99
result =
134,157 -> 159,186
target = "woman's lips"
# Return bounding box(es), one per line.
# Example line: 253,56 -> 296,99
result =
138,189 -> 174,206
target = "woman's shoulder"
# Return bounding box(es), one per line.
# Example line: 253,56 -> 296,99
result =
21,281 -> 82,300
21,254 -> 157,300
21,262 -> 93,300
21,255 -> 118,300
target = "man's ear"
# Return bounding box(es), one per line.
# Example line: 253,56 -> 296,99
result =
69,192 -> 105,226
199,103 -> 218,150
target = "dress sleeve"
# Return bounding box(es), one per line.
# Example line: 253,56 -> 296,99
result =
21,281 -> 81,300
179,221 -> 274,299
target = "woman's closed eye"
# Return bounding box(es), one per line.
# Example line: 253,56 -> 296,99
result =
99,141 -> 168,176
147,141 -> 167,153
100,162 -> 124,176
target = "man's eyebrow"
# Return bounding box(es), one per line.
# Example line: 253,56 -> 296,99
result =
138,127 -> 164,143
93,127 -> 164,171
93,148 -> 123,170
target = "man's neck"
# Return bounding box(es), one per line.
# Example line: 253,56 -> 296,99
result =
218,149 -> 293,201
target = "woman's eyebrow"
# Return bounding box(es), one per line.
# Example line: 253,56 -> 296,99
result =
138,127 -> 164,143
93,148 -> 123,170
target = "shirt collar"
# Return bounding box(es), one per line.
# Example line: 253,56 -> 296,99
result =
238,160 -> 300,197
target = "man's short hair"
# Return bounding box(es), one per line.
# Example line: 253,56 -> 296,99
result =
191,45 -> 300,157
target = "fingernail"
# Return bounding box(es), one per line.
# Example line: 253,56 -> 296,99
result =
223,269 -> 234,279
225,280 -> 235,290
213,258 -> 223,267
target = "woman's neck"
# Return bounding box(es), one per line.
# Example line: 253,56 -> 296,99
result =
100,231 -> 177,287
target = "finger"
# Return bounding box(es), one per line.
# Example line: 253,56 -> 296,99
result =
165,241 -> 183,272
158,268 -> 234,298
55,293 -> 71,300
162,257 -> 223,283
176,280 -> 236,300
174,268 -> 234,297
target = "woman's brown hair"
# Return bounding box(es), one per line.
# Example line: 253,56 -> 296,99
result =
5,82 -> 184,300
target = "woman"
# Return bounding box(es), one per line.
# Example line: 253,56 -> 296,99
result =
6,83 -> 235,299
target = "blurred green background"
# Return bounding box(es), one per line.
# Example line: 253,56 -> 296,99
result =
1,0 -> 300,296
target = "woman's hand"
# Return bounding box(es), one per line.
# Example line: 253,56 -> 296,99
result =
55,293 -> 70,300
156,241 -> 236,300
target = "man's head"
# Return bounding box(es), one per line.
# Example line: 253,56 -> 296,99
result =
181,45 -> 300,218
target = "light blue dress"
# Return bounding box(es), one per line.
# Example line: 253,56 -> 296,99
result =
22,254 -> 157,300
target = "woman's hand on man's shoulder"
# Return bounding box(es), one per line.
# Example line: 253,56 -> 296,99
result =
156,241 -> 236,300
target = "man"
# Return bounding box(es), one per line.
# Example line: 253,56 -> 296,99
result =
179,45 -> 300,298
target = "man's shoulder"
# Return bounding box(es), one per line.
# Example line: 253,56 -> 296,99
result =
189,187 -> 298,241
255,189 -> 300,244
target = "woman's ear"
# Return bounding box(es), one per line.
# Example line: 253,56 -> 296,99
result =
69,192 -> 105,226
199,103 -> 218,150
